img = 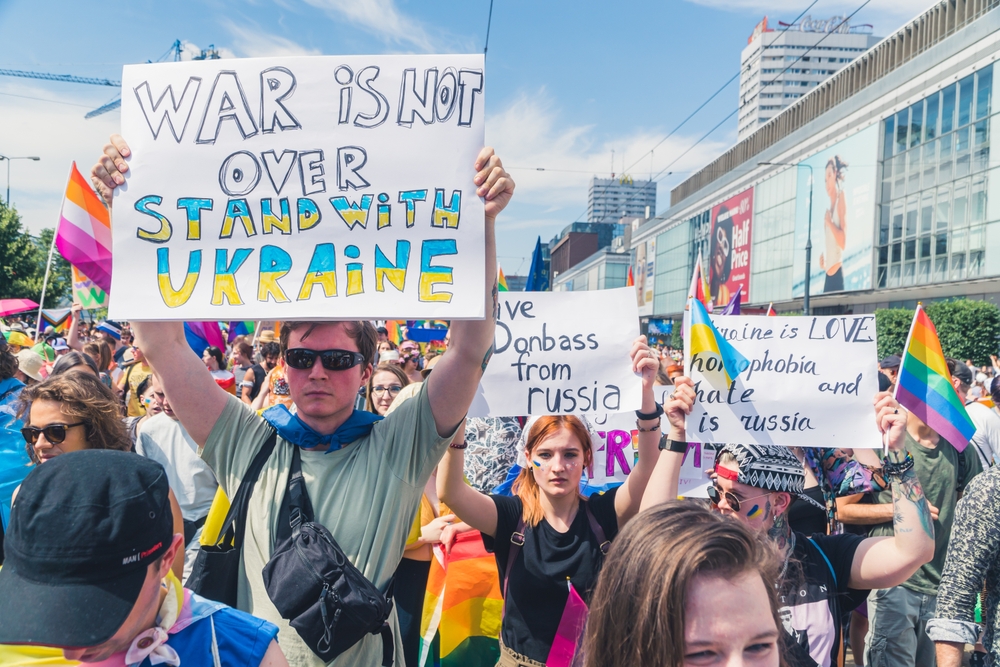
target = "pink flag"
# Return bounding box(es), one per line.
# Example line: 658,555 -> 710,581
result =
546,582 -> 588,667
56,163 -> 112,293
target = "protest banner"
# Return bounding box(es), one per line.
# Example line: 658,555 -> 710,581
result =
684,313 -> 881,448
585,408 -> 713,497
468,288 -> 641,417
72,266 -> 108,309
110,54 -> 486,320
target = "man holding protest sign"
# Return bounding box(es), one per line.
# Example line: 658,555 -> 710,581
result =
642,388 -> 935,667
92,129 -> 514,667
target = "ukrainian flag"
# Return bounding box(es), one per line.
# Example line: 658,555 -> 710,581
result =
688,297 -> 748,384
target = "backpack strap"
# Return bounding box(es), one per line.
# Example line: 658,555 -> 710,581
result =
957,445 -> 969,493
806,536 -> 837,588
214,430 -> 279,549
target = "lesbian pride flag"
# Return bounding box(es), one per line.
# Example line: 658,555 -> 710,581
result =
56,163 -> 112,293
895,305 -> 975,451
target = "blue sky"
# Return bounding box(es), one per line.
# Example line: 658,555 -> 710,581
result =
0,0 -> 928,272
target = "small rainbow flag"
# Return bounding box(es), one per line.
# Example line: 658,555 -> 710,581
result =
56,163 -> 112,293
687,253 -> 712,312
386,320 -> 404,346
227,321 -> 255,343
895,306 -> 975,451
498,267 -> 509,292
419,532 -> 501,667
688,297 -> 748,384
626,265 -> 635,287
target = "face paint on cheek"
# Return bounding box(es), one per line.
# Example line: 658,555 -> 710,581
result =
747,504 -> 764,520
532,460 -> 543,469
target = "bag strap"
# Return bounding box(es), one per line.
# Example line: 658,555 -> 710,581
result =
584,502 -> 611,555
286,446 -> 316,528
215,430 -> 279,549
806,536 -> 837,587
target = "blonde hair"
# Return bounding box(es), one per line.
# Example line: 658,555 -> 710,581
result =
511,416 -> 593,527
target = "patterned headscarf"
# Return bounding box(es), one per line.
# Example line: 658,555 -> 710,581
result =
716,443 -> 824,510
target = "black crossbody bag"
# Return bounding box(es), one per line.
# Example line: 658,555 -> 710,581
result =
262,446 -> 395,666
187,431 -> 279,606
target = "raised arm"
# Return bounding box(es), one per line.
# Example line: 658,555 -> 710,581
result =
639,376 -> 695,512
67,304 -> 83,352
91,135 -> 227,447
848,392 -> 936,590
425,147 -> 514,438
615,338 -> 674,523
436,425 -> 498,538
132,322 -> 228,447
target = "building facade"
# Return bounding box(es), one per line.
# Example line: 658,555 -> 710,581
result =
739,16 -> 881,140
551,249 -> 631,292
632,0 -> 1000,327
587,175 -> 656,223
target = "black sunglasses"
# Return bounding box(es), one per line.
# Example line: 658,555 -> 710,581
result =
21,422 -> 86,445
706,485 -> 772,514
284,348 -> 367,372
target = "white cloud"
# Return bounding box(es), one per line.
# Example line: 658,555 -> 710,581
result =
300,0 -> 438,52
485,90 -> 731,264
220,21 -> 322,57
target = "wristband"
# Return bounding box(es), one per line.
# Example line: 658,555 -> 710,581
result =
636,418 -> 661,432
881,452 -> 914,478
635,403 -> 664,421
658,436 -> 689,453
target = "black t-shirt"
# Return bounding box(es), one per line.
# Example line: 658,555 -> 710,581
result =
246,364 -> 266,400
787,486 -> 827,536
482,488 -> 619,662
779,531 -> 868,667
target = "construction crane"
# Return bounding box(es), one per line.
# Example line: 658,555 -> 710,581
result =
0,40 -> 221,119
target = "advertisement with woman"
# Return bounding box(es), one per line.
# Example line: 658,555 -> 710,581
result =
709,187 -> 753,309
792,124 -> 878,296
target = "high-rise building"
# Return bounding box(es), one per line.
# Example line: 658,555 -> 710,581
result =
738,16 -> 881,140
587,175 -> 656,223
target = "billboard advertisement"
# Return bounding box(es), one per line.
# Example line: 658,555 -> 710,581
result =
708,187 -> 753,309
635,238 -> 656,317
792,124 -> 878,297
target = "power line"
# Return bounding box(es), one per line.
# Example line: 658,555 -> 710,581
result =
484,0 -> 496,58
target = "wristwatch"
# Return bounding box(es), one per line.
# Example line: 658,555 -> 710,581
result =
658,435 -> 688,453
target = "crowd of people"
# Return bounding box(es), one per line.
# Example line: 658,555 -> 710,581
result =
0,133 -> 998,667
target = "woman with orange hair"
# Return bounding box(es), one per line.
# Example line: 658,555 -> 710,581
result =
438,336 -> 695,666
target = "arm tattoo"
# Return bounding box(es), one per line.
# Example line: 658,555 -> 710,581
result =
491,279 -> 499,323
481,344 -> 494,372
891,465 -> 935,540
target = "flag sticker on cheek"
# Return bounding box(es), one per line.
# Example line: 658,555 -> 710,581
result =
747,504 -> 763,519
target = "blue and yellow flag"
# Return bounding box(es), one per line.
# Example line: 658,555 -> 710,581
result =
688,297 -> 748,384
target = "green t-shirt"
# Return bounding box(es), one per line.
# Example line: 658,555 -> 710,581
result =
870,431 -> 982,595
201,383 -> 455,667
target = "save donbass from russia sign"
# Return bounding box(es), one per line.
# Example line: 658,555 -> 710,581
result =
110,55 -> 486,320
684,313 -> 882,448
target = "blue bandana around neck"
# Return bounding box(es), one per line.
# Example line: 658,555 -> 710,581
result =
262,404 -> 383,453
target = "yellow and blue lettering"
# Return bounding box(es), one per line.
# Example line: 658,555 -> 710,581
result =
345,244 -> 363,295
418,239 -> 456,302
297,198 -> 321,231
211,248 -> 252,305
176,198 -> 212,241
261,198 -> 292,235
398,190 -> 427,228
257,245 -> 292,303
377,192 -> 391,229
374,241 -> 410,293
431,188 -> 461,229
331,195 -> 373,230
156,247 -> 200,307
220,198 -> 257,238
135,195 -> 172,243
297,243 -> 337,300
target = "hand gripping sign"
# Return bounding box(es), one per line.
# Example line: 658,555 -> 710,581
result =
111,54 -> 486,321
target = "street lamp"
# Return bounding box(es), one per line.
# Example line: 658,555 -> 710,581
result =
759,161 -> 814,316
0,154 -> 41,207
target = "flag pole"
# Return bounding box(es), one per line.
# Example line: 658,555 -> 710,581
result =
34,231 -> 58,343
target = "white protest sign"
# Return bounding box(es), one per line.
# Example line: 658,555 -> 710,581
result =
586,408 -> 715,497
111,55 -> 485,320
684,314 -> 881,448
468,288 -> 641,417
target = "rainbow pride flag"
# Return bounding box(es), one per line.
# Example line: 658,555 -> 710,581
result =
56,162 -> 112,293
895,306 -> 975,451
184,321 -> 226,358
688,297 -> 748,384
386,320 -> 404,346
227,321 -> 255,343
498,267 -> 509,292
419,532 -> 501,667
687,253 -> 712,312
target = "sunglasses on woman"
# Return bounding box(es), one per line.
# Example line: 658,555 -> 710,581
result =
706,485 -> 772,514
284,348 -> 367,371
21,422 -> 86,445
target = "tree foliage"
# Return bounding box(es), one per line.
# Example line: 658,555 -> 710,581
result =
0,201 -> 72,307
875,299 -> 1000,366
